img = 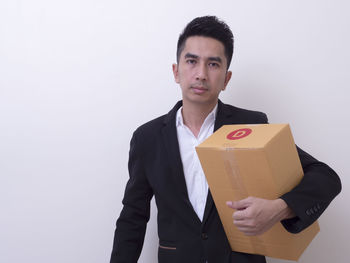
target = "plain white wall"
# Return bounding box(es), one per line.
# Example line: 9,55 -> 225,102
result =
0,0 -> 348,262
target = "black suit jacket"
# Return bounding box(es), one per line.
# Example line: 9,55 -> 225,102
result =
111,100 -> 341,263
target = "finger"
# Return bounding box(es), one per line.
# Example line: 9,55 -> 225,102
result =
234,220 -> 271,236
226,201 -> 234,208
238,229 -> 259,236
234,223 -> 262,236
229,197 -> 252,210
233,209 -> 249,220
226,201 -> 241,210
235,224 -> 253,231
233,219 -> 247,227
233,216 -> 253,226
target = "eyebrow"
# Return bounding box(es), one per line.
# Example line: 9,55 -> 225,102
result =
208,56 -> 222,63
184,53 -> 199,59
184,53 -> 222,63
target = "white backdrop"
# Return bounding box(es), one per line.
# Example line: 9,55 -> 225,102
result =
0,1 -> 348,262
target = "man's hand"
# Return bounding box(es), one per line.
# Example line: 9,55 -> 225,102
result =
226,196 -> 295,236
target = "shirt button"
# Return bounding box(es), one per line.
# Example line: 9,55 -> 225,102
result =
201,233 -> 208,240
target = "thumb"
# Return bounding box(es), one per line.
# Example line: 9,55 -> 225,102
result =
226,198 -> 251,210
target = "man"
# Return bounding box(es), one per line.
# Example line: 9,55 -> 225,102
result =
110,16 -> 341,263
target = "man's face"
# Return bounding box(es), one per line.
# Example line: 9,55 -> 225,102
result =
173,36 -> 232,107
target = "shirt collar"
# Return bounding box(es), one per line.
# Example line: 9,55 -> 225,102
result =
176,103 -> 218,128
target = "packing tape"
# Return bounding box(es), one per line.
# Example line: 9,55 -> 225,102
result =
222,147 -> 267,256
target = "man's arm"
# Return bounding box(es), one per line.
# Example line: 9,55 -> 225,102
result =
226,146 -> 341,236
279,146 -> 341,233
110,131 -> 154,263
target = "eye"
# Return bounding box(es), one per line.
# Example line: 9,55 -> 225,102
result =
209,62 -> 219,68
186,59 -> 196,65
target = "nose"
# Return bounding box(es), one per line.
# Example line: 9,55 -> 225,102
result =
196,62 -> 208,81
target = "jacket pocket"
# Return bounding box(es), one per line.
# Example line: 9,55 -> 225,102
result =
159,245 -> 176,250
158,240 -> 177,263
159,240 -> 177,250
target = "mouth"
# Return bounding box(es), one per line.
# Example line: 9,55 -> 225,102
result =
191,86 -> 208,94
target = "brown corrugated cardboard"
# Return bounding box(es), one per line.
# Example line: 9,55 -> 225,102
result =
195,124 -> 319,261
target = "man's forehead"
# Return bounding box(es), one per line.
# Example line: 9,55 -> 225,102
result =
181,36 -> 226,59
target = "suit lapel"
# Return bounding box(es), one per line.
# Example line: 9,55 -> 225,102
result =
161,101 -> 201,223
202,100 -> 240,224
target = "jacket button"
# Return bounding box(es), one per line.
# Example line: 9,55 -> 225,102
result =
201,233 -> 208,240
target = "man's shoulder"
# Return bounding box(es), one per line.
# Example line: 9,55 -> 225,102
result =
219,102 -> 268,123
134,114 -> 168,135
132,101 -> 181,137
222,102 -> 266,115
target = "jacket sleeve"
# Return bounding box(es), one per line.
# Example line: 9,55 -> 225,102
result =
110,131 -> 154,263
280,146 -> 341,233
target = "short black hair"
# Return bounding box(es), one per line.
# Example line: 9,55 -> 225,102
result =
176,16 -> 234,69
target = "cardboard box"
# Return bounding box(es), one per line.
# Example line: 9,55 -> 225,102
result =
195,124 -> 319,261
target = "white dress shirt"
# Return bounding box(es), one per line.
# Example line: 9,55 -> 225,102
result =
176,104 -> 218,221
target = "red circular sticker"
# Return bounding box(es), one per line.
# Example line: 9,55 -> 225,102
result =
226,128 -> 252,140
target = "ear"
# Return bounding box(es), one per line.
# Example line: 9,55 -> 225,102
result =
172,63 -> 180,83
222,71 -> 232,90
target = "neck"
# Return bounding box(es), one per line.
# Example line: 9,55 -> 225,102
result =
181,100 -> 217,137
